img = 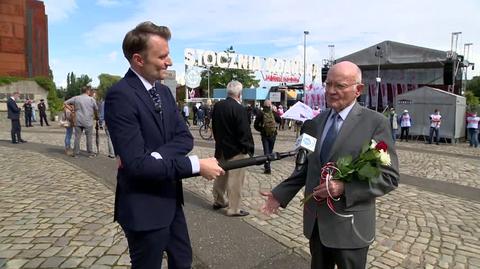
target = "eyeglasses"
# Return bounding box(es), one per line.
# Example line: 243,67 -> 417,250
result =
325,82 -> 360,91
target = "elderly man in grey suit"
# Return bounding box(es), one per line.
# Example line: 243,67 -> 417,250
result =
261,61 -> 399,269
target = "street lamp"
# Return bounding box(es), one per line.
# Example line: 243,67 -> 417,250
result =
206,66 -> 211,100
303,30 -> 309,99
375,45 -> 383,111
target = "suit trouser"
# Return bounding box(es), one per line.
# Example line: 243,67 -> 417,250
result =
123,205 -> 192,269
309,222 -> 369,269
74,126 -> 94,155
10,120 -> 21,142
24,112 -> 32,126
261,135 -> 276,171
212,153 -> 248,215
40,112 -> 49,126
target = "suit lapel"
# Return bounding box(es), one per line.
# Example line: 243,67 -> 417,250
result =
125,70 -> 164,136
327,103 -> 363,161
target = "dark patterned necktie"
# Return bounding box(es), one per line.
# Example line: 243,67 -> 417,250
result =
320,113 -> 339,163
148,86 -> 163,118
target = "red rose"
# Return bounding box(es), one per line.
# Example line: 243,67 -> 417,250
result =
375,141 -> 388,152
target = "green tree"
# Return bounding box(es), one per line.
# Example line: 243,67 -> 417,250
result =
467,76 -> 480,97
65,72 -> 92,99
97,73 -> 121,100
465,90 -> 480,111
198,46 -> 260,98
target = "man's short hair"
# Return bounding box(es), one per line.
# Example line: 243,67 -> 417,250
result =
122,21 -> 171,61
82,86 -> 91,93
226,80 -> 243,97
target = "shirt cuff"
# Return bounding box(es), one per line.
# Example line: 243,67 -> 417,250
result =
189,155 -> 200,174
151,152 -> 162,159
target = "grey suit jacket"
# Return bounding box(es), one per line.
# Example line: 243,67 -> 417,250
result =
272,102 -> 399,249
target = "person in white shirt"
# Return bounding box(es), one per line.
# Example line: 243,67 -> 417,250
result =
182,103 -> 190,126
429,109 -> 442,145
467,112 -> 480,148
399,110 -> 412,142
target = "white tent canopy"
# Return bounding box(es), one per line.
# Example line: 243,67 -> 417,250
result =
281,101 -> 314,122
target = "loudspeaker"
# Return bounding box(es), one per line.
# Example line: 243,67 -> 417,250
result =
321,67 -> 329,82
443,60 -> 454,85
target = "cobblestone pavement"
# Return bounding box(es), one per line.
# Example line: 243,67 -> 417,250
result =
0,146 -> 132,269
1,123 -> 480,268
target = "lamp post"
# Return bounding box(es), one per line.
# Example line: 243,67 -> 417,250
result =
206,66 -> 211,100
303,30 -> 309,100
375,46 -> 383,111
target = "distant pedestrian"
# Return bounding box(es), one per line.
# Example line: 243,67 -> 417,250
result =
38,99 -> 49,126
277,105 -> 285,130
31,100 -> 37,122
197,105 -> 205,126
62,104 -> 75,156
211,80 -> 254,216
467,112 -> 479,148
192,103 -> 198,125
99,100 -> 115,158
64,86 -> 98,157
23,99 -> 33,127
399,110 -> 412,142
7,92 -> 26,143
429,109 -> 441,145
182,103 -> 190,126
254,99 -> 281,174
389,107 -> 398,142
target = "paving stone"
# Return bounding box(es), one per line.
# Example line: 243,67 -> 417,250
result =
60,257 -> 84,268
39,256 -> 66,268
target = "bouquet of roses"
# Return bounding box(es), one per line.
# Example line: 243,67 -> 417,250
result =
331,139 -> 391,183
301,139 -> 391,205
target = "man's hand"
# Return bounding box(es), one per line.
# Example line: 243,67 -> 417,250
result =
199,157 -> 225,181
260,191 -> 280,216
313,180 -> 344,200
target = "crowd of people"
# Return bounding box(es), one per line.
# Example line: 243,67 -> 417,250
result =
387,107 -> 479,146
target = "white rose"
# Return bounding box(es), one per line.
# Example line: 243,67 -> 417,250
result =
378,150 -> 391,166
370,139 -> 377,149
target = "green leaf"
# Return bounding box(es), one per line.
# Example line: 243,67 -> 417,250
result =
358,163 -> 379,180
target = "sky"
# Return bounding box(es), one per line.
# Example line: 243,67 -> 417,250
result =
43,0 -> 480,88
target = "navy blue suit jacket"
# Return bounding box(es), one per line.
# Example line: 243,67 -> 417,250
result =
7,98 -> 20,120
105,69 -> 194,232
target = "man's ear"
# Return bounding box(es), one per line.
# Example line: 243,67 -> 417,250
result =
355,84 -> 364,97
132,53 -> 144,67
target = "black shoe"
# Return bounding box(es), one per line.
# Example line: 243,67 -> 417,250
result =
227,210 -> 250,217
12,141 -> 18,144
264,169 -> 271,174
19,139 -> 27,143
212,203 -> 228,210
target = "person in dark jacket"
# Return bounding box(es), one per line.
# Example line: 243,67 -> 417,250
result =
7,92 -> 26,143
38,99 -> 49,126
211,80 -> 255,216
23,99 -> 33,127
254,100 -> 281,174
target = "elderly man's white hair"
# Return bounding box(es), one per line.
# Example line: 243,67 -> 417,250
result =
227,80 -> 243,97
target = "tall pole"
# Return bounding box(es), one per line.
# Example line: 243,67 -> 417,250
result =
207,67 -> 210,100
303,30 -> 309,100
375,46 -> 382,112
463,43 -> 473,95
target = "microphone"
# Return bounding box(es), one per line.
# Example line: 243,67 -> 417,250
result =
294,124 -> 317,171
219,151 -> 297,171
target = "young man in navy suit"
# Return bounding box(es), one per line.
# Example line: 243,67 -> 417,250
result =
105,21 -> 224,269
7,92 -> 26,143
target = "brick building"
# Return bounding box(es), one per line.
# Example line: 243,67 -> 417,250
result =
0,0 -> 49,78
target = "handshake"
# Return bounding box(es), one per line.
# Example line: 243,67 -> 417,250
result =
199,157 -> 225,181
